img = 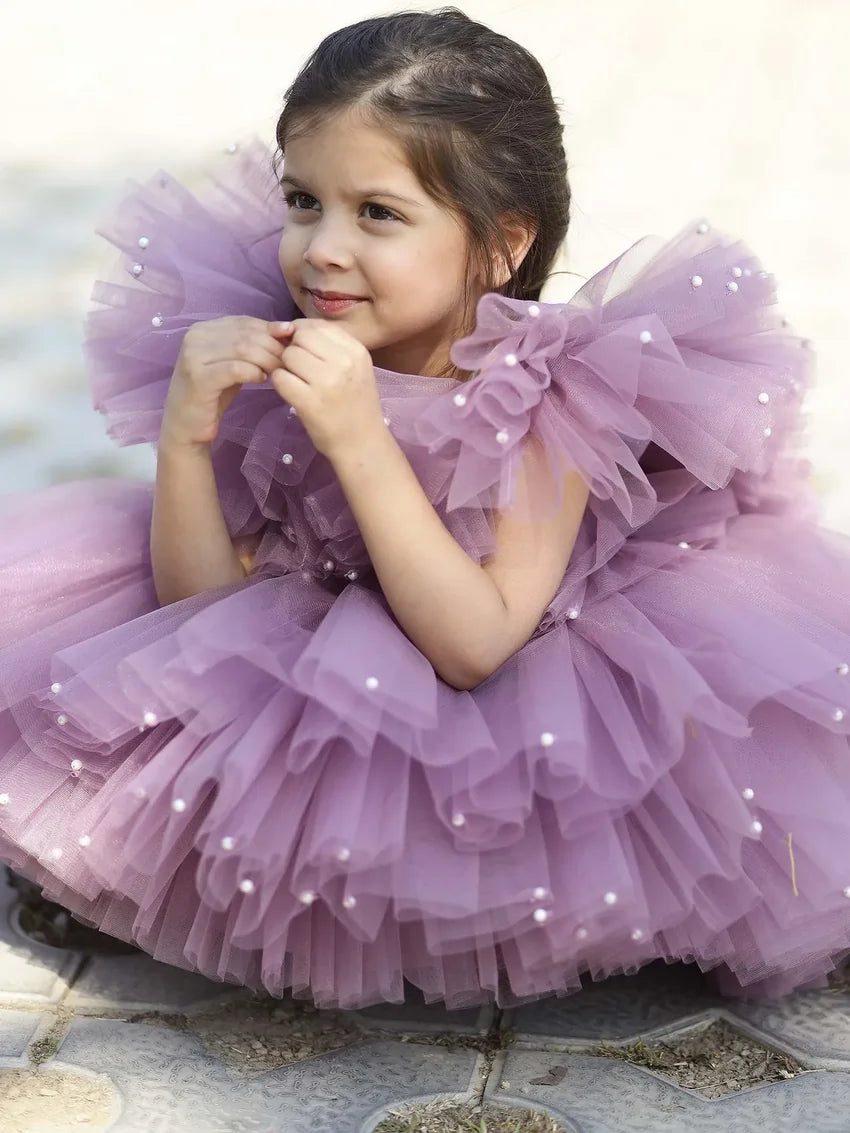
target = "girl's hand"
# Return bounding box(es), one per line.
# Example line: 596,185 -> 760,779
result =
161,316 -> 285,448
269,320 -> 386,461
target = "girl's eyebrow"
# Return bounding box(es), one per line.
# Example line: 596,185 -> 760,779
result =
280,173 -> 423,208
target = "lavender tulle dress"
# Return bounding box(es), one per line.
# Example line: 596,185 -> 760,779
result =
1,139 -> 849,1010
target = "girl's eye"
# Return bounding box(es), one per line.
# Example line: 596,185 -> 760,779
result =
363,203 -> 398,222
285,191 -> 318,211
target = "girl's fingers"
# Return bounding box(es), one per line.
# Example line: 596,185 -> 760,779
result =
201,342 -> 285,379
204,359 -> 275,388
277,343 -> 327,384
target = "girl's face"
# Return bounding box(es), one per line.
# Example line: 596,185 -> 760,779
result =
277,108 -> 474,377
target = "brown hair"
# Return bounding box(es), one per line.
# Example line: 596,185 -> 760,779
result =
273,7 -> 570,319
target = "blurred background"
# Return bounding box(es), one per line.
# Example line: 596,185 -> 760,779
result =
1,0 -> 848,529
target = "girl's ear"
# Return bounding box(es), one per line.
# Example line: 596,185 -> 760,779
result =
492,215 -> 537,289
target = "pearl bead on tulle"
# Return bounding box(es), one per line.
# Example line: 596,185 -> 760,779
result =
299,891 -> 316,905
758,392 -> 770,405
49,847 -> 62,860
630,929 -> 644,941
225,143 -> 238,154
143,711 -> 158,727
0,794 -> 9,806
281,454 -> 293,465
690,275 -> 703,288
528,304 -> 540,317
533,908 -> 549,924
567,608 -> 580,620
288,405 -> 297,416
603,891 -> 618,906
221,836 -> 235,851
532,886 -> 548,901
323,560 -> 334,571
726,281 -> 739,293
838,663 -> 849,677
57,715 -> 68,726
732,266 -> 743,278
639,330 -> 652,344
575,926 -> 588,940
504,353 -> 518,367
678,541 -> 691,550
342,895 -> 357,909
496,430 -> 509,444
451,812 -> 466,827
751,820 -> 763,835
453,392 -> 467,407
365,676 -> 379,691
70,759 -> 82,775
844,887 -> 850,899
172,799 -> 186,813
138,236 -> 150,249
696,222 -> 709,234
151,315 -> 163,328
51,682 -> 62,694
345,570 -> 359,581
741,787 -> 755,800
763,427 -> 773,438
833,708 -> 846,722
239,879 -> 255,894
133,786 -> 147,800
131,263 -> 143,277
540,732 -> 555,747
337,847 -> 352,862
78,834 -> 91,848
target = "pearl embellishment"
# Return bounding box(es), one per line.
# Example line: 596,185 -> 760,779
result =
763,427 -> 773,438
496,429 -> 509,445
844,887 -> 850,899
838,663 -> 849,677
532,886 -> 548,900
453,392 -> 467,407
603,891 -> 618,906
732,266 -> 743,278
345,570 -> 359,581
678,541 -> 691,550
365,676 -> 379,691
281,453 -> 293,465
151,315 -> 163,328
726,281 -> 739,293
299,890 -> 316,905
751,820 -> 763,835
51,682 -> 62,694
49,847 -> 62,861
239,878 -> 255,894
57,715 -> 68,726
0,794 -> 9,806
533,908 -> 549,924
567,608 -> 580,620
690,275 -> 703,288
639,331 -> 652,344
528,304 -> 541,317
138,236 -> 150,249
575,927 -> 588,940
758,392 -> 770,405
221,836 -> 235,851
540,732 -> 555,747
342,895 -> 357,909
171,799 -> 186,813
451,812 -> 466,827
696,222 -> 709,234
70,759 -> 82,774
78,834 -> 91,848
131,263 -> 143,277
832,708 -> 846,722
630,929 -> 644,942
337,847 -> 352,862
741,787 -> 755,801
504,353 -> 518,367
143,711 -> 158,727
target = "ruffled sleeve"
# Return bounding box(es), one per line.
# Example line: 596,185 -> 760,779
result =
84,138 -> 295,448
408,222 -> 814,528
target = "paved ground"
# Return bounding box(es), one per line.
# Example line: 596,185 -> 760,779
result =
3,878 -> 850,1132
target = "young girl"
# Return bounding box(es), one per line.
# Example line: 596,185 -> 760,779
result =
1,7 -> 849,1010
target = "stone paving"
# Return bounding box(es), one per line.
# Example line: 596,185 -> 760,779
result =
3,874 -> 850,1132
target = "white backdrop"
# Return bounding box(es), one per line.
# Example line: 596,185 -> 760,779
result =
1,0 -> 848,528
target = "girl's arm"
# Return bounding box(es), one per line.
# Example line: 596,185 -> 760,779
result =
150,439 -> 247,605
332,431 -> 589,690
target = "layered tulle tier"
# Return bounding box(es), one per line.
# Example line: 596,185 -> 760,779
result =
2,478 -> 850,1008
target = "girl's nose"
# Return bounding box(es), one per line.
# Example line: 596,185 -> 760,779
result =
302,219 -> 356,271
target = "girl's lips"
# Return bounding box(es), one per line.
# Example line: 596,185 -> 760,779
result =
307,289 -> 366,317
